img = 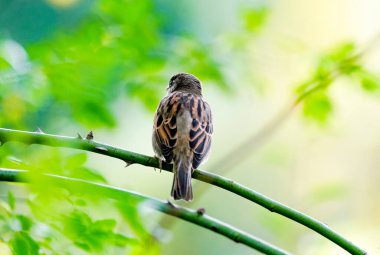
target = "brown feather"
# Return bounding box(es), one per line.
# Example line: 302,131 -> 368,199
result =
152,73 -> 212,201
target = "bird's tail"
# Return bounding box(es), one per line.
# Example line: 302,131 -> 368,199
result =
171,155 -> 193,201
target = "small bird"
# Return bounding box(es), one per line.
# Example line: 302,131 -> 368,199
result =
152,73 -> 213,201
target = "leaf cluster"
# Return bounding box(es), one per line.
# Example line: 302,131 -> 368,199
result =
296,43 -> 380,123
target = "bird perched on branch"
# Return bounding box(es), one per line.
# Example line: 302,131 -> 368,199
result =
152,73 -> 213,201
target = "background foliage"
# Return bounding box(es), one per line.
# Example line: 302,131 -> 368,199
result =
0,0 -> 379,254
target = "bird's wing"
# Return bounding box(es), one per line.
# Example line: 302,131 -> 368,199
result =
189,96 -> 213,169
153,92 -> 213,168
153,93 -> 181,162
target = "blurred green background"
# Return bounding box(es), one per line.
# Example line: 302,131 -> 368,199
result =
0,0 -> 380,254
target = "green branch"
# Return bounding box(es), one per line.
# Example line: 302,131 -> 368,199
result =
0,168 -> 290,255
0,128 -> 367,255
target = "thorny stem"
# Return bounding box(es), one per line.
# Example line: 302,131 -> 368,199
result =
0,168 -> 290,255
0,128 -> 367,255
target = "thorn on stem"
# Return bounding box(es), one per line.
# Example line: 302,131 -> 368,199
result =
86,131 -> 94,140
125,161 -> 133,167
196,208 -> 206,216
167,200 -> 176,208
210,225 -> 218,232
76,133 -> 83,140
35,127 -> 44,134
95,146 -> 108,152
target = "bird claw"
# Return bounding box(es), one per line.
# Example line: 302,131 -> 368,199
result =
153,156 -> 164,173
158,159 -> 163,173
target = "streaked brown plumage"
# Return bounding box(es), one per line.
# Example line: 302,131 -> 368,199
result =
152,73 -> 213,201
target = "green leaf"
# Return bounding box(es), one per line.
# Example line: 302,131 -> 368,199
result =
303,93 -> 333,123
309,182 -> 348,202
361,75 -> 380,91
327,42 -> 356,62
242,7 -> 269,33
0,57 -> 11,69
353,69 -> 380,92
319,43 -> 359,76
8,192 -> 15,211
70,167 -> 107,183
92,219 -> 116,233
113,233 -> 135,247
15,215 -> 33,232
62,210 -> 130,252
9,232 -> 39,255
74,241 -> 91,252
73,198 -> 87,207
116,201 -> 150,239
63,210 -> 91,240
62,153 -> 107,182
64,153 -> 87,170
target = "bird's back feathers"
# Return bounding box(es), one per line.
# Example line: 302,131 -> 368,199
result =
152,81 -> 212,201
152,92 -> 212,168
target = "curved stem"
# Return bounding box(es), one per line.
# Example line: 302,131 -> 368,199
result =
0,128 -> 367,255
0,168 -> 290,255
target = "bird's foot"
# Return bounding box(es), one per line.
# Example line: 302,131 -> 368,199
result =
153,156 -> 164,173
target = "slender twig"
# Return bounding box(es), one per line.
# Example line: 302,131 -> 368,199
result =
0,168 -> 290,255
0,128 -> 367,255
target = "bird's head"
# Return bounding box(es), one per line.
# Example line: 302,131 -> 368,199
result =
167,73 -> 202,96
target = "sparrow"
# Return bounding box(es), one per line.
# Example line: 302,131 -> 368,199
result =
152,73 -> 213,201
